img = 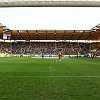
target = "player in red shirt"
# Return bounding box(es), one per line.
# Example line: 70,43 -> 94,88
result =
91,54 -> 94,60
58,52 -> 62,61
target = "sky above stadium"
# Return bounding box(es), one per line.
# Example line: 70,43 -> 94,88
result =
0,7 -> 100,30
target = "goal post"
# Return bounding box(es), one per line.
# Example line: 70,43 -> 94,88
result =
0,1 -> 100,7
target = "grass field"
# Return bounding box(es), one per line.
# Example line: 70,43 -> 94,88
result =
0,57 -> 100,100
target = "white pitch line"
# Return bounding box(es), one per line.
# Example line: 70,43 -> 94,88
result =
0,76 -> 100,78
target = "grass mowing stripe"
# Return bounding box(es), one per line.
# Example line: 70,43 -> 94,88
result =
1,76 -> 100,78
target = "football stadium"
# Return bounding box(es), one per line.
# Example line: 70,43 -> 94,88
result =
0,3 -> 100,100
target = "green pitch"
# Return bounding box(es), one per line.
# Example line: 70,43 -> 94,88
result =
0,57 -> 100,100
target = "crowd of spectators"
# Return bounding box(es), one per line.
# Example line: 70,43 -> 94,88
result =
0,42 -> 11,54
0,42 -> 100,56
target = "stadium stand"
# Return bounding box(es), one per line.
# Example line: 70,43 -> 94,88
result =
0,23 -> 100,57
0,42 -> 100,57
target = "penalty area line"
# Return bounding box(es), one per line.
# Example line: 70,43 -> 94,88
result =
0,76 -> 100,78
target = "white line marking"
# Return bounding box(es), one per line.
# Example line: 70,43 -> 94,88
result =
0,76 -> 100,78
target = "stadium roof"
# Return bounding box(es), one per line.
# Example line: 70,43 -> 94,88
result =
0,30 -> 100,41
0,0 -> 100,7
0,23 -> 100,41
